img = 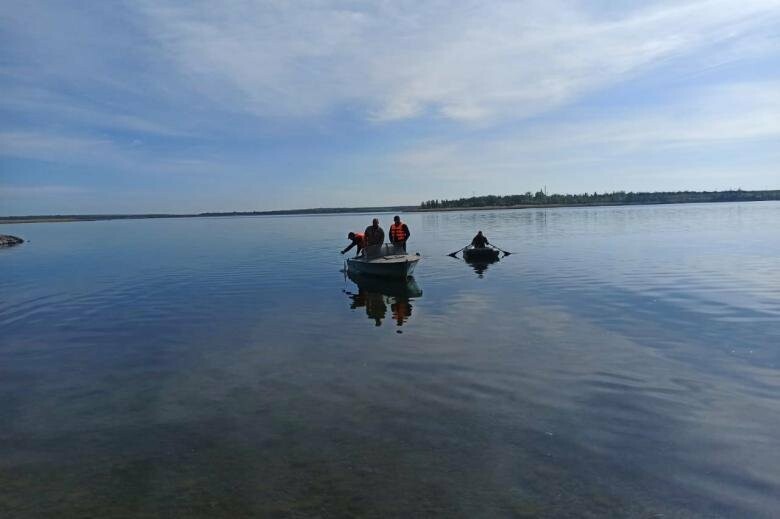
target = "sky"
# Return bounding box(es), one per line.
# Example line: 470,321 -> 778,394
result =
1,0 -> 779,215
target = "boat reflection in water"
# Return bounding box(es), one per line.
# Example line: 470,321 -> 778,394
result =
464,256 -> 500,278
344,272 -> 422,328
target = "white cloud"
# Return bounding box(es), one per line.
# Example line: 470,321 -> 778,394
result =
0,132 -> 118,160
2,1 -> 779,212
0,185 -> 89,197
0,86 -> 191,139
0,131 -> 222,177
138,0 -> 780,122
390,80 -> 780,184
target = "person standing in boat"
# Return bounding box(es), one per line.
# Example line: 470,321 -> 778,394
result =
389,215 -> 411,252
471,230 -> 490,248
341,232 -> 365,256
364,218 -> 385,247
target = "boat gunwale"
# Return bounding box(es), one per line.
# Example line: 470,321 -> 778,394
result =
463,246 -> 500,257
347,254 -> 420,264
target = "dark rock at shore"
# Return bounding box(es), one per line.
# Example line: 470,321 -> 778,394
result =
0,234 -> 24,247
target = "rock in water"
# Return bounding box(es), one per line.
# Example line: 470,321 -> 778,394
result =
0,234 -> 24,247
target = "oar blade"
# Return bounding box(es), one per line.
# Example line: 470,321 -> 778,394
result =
448,244 -> 470,257
490,243 -> 512,257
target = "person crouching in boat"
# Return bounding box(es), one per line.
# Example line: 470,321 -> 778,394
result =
341,232 -> 365,257
471,230 -> 490,248
389,215 -> 411,252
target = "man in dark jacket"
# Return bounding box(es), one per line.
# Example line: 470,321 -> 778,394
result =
364,218 -> 385,247
471,230 -> 490,248
388,215 -> 411,252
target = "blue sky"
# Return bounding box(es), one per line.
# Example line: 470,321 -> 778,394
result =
1,0 -> 779,215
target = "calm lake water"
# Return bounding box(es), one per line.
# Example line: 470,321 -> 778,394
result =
2,202 -> 779,518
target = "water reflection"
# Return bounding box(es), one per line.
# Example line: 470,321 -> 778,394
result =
464,256 -> 500,278
344,272 -> 422,327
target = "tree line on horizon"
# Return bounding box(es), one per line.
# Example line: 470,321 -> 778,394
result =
419,189 -> 780,209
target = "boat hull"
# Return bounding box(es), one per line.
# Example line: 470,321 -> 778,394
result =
346,244 -> 421,279
463,247 -> 500,261
347,256 -> 419,278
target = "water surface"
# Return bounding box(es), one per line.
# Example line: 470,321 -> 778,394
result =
2,202 -> 779,517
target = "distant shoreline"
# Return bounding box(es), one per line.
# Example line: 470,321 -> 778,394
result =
0,207 -> 416,225
2,198 -> 778,225
410,199 -> 778,212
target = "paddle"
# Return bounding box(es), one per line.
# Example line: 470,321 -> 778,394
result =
447,245 -> 469,258
490,244 -> 512,256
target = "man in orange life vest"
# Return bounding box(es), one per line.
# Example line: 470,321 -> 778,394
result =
341,232 -> 365,256
389,215 -> 411,252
